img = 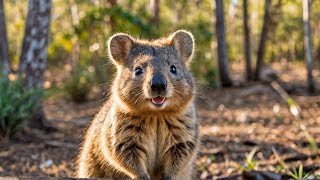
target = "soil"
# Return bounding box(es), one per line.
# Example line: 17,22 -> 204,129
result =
0,62 -> 320,179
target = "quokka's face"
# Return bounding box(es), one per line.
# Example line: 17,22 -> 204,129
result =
108,30 -> 195,113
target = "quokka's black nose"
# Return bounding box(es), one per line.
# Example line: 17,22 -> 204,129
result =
151,74 -> 167,92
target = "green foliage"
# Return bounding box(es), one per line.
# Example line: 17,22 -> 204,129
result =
0,77 -> 39,138
64,67 -> 94,103
75,5 -> 153,38
6,0 -> 320,87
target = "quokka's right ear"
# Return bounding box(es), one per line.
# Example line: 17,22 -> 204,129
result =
107,33 -> 134,66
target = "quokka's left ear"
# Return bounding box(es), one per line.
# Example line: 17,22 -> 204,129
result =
169,30 -> 195,63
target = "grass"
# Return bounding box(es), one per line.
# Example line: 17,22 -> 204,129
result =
271,81 -> 319,154
287,165 -> 311,179
241,147 -> 258,171
272,147 -> 312,179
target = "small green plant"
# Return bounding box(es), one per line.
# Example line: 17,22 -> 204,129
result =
64,68 -> 94,102
287,165 -> 310,180
208,154 -> 216,162
242,147 -> 258,171
0,77 -> 39,138
272,147 -> 311,179
276,165 -> 285,173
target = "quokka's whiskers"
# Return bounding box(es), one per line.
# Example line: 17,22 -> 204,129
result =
134,92 -> 143,105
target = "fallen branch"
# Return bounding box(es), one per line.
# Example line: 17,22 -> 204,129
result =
45,141 -> 78,149
283,153 -> 317,163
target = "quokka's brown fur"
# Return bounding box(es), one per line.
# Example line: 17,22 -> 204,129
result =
76,30 -> 200,180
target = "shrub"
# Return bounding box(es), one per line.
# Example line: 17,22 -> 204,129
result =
0,77 -> 39,138
64,68 -> 94,103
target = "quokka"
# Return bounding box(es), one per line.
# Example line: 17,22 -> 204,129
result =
77,30 -> 199,180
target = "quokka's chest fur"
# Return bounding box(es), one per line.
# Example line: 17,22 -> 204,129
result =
102,102 -> 199,174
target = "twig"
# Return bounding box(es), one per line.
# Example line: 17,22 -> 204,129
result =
45,141 -> 78,149
270,81 -> 302,119
270,81 -> 319,153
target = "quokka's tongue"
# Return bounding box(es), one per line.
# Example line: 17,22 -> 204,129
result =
151,97 -> 166,105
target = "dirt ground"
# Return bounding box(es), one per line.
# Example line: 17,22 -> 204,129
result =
1,62 -> 320,179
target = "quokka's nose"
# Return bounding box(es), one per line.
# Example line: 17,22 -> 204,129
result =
151,74 -> 167,92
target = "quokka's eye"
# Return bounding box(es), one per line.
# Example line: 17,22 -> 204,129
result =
134,67 -> 143,76
170,65 -> 177,75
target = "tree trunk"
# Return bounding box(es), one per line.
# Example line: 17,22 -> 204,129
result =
70,0 -> 80,70
107,0 -> 117,31
303,0 -> 315,93
150,0 -> 160,27
214,0 -> 232,87
19,0 -> 52,129
254,0 -> 271,81
0,0 -> 10,77
243,0 -> 252,81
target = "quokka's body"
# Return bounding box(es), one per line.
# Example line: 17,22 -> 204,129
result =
77,30 -> 200,180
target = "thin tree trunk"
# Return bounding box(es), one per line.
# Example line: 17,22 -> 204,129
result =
150,0 -> 160,27
254,0 -> 271,81
214,0 -> 232,87
70,0 -> 80,70
0,0 -> 10,77
107,0 -> 116,31
19,0 -> 52,129
303,0 -> 315,93
243,0 -> 252,80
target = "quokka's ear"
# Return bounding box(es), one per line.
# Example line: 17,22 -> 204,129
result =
169,30 -> 195,63
107,33 -> 134,66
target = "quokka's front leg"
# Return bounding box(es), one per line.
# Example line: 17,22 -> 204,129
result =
160,141 -> 197,180
111,138 -> 150,180
108,121 -> 150,179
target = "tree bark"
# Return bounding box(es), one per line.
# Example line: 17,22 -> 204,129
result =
150,0 -> 160,27
303,0 -> 315,93
0,0 -> 10,77
19,0 -> 52,129
214,0 -> 232,87
254,0 -> 271,81
243,0 -> 252,81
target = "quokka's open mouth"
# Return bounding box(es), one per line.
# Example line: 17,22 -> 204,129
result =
151,96 -> 166,106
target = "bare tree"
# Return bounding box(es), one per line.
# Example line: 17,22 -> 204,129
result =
19,0 -> 52,129
214,0 -> 232,87
243,0 -> 252,80
254,0 -> 271,81
150,0 -> 160,27
303,0 -> 315,92
0,0 -> 10,77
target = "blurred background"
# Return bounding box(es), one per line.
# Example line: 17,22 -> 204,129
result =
0,0 -> 320,179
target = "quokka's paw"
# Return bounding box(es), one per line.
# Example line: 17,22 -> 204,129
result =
136,173 -> 150,180
160,173 -> 174,180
